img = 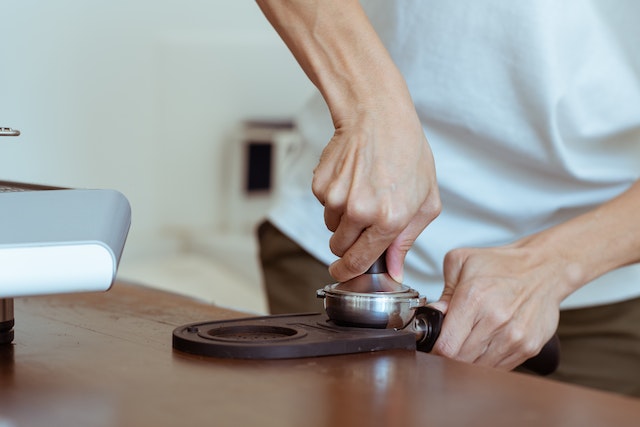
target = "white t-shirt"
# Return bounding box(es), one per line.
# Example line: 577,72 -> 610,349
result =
268,0 -> 640,309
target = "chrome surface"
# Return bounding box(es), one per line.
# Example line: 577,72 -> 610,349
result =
0,127 -> 20,137
318,278 -> 426,329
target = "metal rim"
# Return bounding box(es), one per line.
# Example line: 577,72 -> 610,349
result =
318,284 -> 427,329
320,283 -> 421,299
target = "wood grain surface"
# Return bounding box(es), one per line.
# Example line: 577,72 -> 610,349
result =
0,282 -> 638,427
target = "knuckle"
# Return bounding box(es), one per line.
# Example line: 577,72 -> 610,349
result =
502,325 -> 540,357
520,340 -> 539,358
324,186 -> 345,210
443,247 -> 468,267
376,215 -> 404,237
311,168 -> 325,194
312,178 -> 347,212
386,206 -> 411,229
344,201 -> 373,224
370,204 -> 408,235
505,325 -> 526,346
311,180 -> 324,203
421,194 -> 442,221
434,340 -> 458,359
487,309 -> 511,329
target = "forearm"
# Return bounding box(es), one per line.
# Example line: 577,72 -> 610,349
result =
255,0 -> 412,125
257,0 -> 440,281
517,179 -> 640,301
433,179 -> 640,369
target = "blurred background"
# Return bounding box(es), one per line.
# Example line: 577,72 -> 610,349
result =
0,0 -> 316,313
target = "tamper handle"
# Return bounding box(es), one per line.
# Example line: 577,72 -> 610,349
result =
365,253 -> 387,274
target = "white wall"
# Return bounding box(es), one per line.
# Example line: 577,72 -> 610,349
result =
0,1 -> 315,266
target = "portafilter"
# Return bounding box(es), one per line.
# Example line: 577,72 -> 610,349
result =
317,253 -> 560,374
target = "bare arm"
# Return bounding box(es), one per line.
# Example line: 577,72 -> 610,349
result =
431,179 -> 640,369
256,0 -> 441,281
257,1 -> 640,372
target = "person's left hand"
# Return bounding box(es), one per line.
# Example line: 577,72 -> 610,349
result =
428,242 -> 567,370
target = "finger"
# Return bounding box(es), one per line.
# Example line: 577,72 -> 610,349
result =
454,325 -> 495,364
328,214 -> 367,257
320,175 -> 353,232
490,332 -> 545,371
429,299 -> 474,360
317,175 -> 349,232
328,180 -> 397,262
385,223 -> 426,282
312,160 -> 350,232
430,289 -> 478,361
429,252 -> 470,358
430,249 -> 466,313
328,228 -> 393,281
311,165 -> 328,207
442,249 -> 467,291
430,313 -> 469,361
427,299 -> 449,315
386,197 -> 441,282
458,304 -> 522,366
474,339 -> 526,370
312,134 -> 356,196
494,351 -> 529,371
324,206 -> 343,233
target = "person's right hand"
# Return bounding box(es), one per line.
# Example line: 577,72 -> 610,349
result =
312,100 -> 441,283
256,0 -> 441,281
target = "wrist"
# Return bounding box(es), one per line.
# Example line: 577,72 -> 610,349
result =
307,27 -> 410,125
516,181 -> 640,301
513,232 -> 588,303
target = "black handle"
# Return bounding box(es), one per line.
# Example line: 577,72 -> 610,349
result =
365,253 -> 387,274
414,306 -> 560,376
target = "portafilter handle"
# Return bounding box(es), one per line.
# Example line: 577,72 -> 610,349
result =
364,252 -> 560,375
413,306 -> 560,376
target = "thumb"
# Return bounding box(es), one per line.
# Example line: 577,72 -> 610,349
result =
430,249 -> 466,314
386,215 -> 439,283
427,299 -> 449,315
385,244 -> 408,284
428,288 -> 452,315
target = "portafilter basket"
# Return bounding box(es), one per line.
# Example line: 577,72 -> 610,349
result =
317,254 -> 443,352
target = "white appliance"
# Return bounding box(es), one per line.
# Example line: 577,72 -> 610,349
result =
0,187 -> 131,297
0,181 -> 131,344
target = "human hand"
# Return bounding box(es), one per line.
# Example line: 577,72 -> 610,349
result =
256,0 -> 442,283
311,104 -> 441,283
429,242 -> 565,370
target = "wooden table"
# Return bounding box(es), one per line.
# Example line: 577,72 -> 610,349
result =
1,282 -> 638,427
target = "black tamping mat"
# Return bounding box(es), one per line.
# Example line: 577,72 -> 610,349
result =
172,313 -> 417,359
